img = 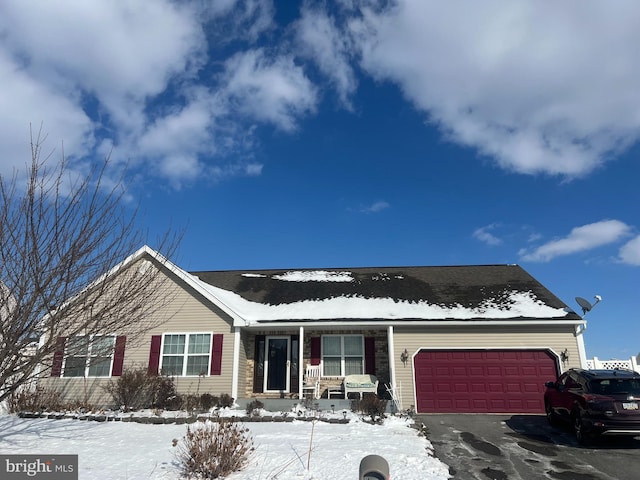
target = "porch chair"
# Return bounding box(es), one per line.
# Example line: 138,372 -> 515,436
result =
302,365 -> 321,399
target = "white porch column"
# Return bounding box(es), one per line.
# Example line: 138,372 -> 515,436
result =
387,326 -> 396,390
299,326 -> 304,399
231,327 -> 241,401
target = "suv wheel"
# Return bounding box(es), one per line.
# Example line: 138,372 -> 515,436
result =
573,412 -> 591,446
545,402 -> 558,426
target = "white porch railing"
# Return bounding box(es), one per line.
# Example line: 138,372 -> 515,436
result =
585,355 -> 640,372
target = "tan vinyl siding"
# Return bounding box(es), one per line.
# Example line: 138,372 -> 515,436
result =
40,262 -> 236,407
37,377 -> 113,406
393,324 -> 581,413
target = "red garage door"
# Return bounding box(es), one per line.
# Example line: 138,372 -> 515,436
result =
414,349 -> 559,414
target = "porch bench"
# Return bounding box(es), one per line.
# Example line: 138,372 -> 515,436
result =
343,374 -> 379,399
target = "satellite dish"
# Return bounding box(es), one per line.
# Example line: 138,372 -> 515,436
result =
575,295 -> 602,316
575,297 -> 592,314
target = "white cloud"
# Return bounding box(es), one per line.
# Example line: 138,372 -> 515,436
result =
348,1 -> 640,178
244,163 -> 264,176
0,49 -> 94,173
6,0 -> 640,192
361,201 -> 390,213
210,162 -> 265,183
619,235 -> 640,266
519,220 -> 632,262
296,5 -> 357,108
0,1 -> 282,189
0,1 -> 205,131
473,224 -> 503,246
221,49 -> 318,132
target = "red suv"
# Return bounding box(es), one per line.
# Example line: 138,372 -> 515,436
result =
544,368 -> 640,445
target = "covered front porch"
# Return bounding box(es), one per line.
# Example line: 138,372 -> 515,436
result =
237,326 -> 396,401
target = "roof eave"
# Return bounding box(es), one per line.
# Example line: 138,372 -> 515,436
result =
243,317 -> 586,328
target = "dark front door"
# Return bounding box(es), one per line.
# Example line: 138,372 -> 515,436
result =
265,336 -> 290,392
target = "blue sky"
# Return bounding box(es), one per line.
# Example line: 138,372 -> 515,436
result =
1,1 -> 639,360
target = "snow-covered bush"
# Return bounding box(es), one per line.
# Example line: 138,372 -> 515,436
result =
352,394 -> 388,422
174,420 -> 254,478
219,393 -> 234,408
245,399 -> 264,416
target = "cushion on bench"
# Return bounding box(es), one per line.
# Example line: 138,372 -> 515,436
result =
343,374 -> 379,394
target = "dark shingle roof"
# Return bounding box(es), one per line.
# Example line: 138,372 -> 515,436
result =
190,264 -> 580,321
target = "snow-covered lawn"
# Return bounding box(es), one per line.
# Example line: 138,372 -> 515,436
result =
0,411 -> 451,479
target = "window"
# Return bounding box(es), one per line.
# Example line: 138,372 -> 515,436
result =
63,335 -> 115,377
322,335 -> 363,376
161,333 -> 211,376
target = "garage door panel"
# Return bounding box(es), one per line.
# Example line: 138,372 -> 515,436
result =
437,399 -> 454,409
539,365 -> 557,376
454,383 -> 469,393
470,383 -> 487,393
435,383 -> 452,394
503,366 -> 520,376
487,383 -> 504,393
505,383 -> 523,393
415,349 -> 558,414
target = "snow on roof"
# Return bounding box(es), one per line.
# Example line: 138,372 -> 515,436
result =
272,270 -> 354,282
191,273 -> 568,324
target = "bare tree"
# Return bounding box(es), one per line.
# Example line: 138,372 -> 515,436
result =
0,128 -> 181,403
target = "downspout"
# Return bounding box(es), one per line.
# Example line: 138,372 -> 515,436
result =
231,328 -> 240,401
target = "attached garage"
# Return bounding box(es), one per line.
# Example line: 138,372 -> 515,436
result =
414,349 -> 560,414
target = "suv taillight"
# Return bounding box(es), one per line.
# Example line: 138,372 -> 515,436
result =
585,396 -> 616,415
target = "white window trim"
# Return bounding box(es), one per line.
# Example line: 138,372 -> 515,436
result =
160,332 -> 213,377
321,334 -> 364,377
62,334 -> 116,378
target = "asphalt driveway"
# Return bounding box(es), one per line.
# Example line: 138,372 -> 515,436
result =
417,414 -> 640,480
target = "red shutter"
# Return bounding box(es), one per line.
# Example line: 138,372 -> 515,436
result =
210,334 -> 223,375
253,335 -> 265,393
310,337 -> 321,365
148,335 -> 162,375
51,337 -> 66,377
364,337 -> 376,374
111,336 -> 126,376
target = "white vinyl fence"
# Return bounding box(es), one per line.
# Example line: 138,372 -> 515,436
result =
585,355 -> 640,372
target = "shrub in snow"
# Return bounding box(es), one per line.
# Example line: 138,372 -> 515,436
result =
103,367 -> 179,411
352,394 -> 388,422
151,374 -> 181,410
182,394 -> 201,412
219,393 -> 233,408
200,393 -> 218,410
103,367 -> 153,411
245,399 -> 264,416
174,420 -> 254,479
9,386 -> 63,413
182,393 -> 220,412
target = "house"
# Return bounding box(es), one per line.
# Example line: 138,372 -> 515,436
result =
38,246 -> 586,414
